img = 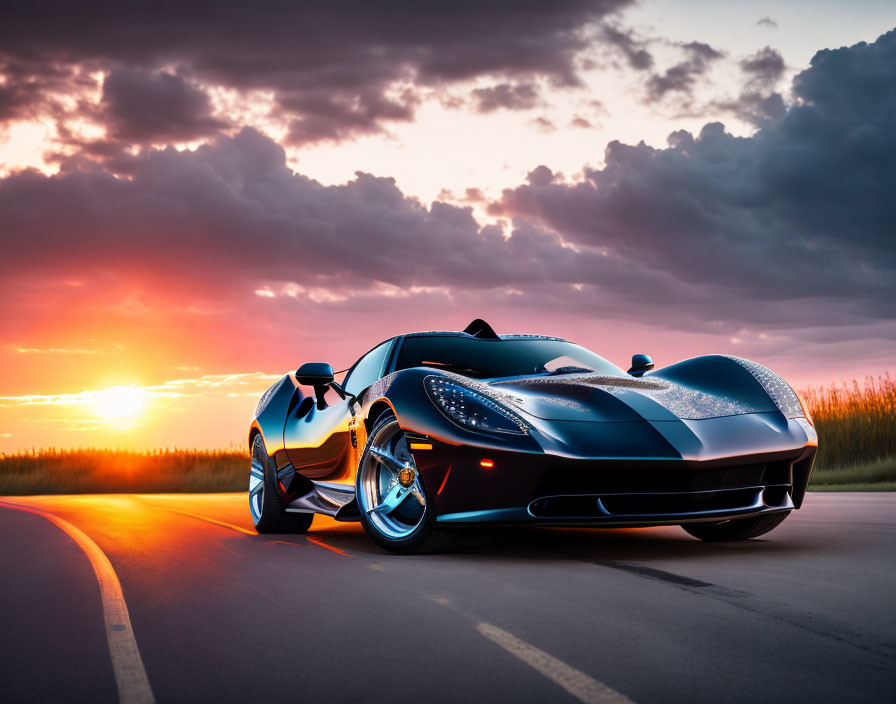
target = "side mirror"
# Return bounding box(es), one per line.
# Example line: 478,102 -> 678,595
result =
296,362 -> 334,386
296,362 -> 334,409
627,354 -> 654,377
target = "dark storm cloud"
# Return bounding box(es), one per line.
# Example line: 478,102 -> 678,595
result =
0,0 -> 631,144
2,28 -> 894,338
0,126 -> 730,334
471,83 -> 541,113
645,41 -> 724,102
100,68 -> 228,142
492,28 -> 896,324
0,128 -> 551,290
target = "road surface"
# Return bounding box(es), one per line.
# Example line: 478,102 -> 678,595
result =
1,492 -> 893,703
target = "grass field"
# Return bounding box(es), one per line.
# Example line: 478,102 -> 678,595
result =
1,375 -> 893,494
804,374 -> 896,490
0,449 -> 246,495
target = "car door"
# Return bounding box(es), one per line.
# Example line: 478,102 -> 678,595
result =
283,340 -> 394,483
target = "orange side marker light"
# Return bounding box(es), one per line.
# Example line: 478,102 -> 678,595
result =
409,442 -> 433,451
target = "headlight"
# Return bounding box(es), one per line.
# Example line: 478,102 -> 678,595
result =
425,376 -> 529,435
724,356 -> 814,425
255,381 -> 279,417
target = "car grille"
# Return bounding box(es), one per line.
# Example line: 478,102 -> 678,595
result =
534,459 -> 792,496
529,488 -> 766,518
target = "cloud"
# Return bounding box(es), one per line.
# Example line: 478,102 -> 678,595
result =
14,347 -> 103,355
0,56 -> 97,129
0,372 -> 281,406
491,28 -> 896,327
1,28 -> 894,363
0,127 -> 564,295
0,58 -> 64,122
0,126 -> 711,345
0,1 -> 632,144
711,47 -> 788,126
740,46 -> 786,87
101,67 -> 228,143
600,24 -> 654,70
645,41 -> 724,102
531,116 -> 557,132
471,83 -> 540,112
719,90 -> 786,126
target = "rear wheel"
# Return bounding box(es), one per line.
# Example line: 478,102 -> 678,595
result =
249,433 -> 313,534
357,412 -> 468,554
681,512 -> 790,541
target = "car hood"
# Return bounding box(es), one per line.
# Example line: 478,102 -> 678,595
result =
487,373 -> 773,422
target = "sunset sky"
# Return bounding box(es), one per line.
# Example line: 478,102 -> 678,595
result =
1,1 -> 894,451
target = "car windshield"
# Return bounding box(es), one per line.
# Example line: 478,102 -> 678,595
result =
394,336 -> 625,379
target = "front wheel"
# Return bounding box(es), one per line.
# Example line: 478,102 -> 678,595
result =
249,433 -> 313,534
356,412 -> 468,554
681,512 -> 790,541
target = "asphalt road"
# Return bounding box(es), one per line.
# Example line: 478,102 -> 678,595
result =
1,492 -> 893,704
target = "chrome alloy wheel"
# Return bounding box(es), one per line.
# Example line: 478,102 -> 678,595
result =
358,420 -> 426,539
249,435 -> 266,525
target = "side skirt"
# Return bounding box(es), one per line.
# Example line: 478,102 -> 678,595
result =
285,480 -> 360,521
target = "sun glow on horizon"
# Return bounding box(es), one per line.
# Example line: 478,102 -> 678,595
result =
90,386 -> 146,422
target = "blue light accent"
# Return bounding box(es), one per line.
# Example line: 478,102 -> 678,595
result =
436,507 -> 532,523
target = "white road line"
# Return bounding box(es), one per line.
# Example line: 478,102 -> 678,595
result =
0,501 -> 155,704
476,622 -> 635,704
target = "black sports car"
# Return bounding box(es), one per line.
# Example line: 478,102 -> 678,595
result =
248,320 -> 817,553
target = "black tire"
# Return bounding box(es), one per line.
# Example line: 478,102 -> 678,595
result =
250,433 -> 313,534
681,511 -> 790,541
357,412 -> 470,554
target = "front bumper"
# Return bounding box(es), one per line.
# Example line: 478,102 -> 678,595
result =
440,484 -> 797,527
408,415 -> 817,527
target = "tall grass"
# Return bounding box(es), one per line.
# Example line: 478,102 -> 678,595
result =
1,374 -> 893,494
802,374 -> 896,472
807,456 -> 896,490
0,448 -> 246,495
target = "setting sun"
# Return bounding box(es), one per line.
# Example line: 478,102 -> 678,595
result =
91,386 -> 146,421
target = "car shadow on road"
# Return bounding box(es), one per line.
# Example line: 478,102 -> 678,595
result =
292,521 -> 819,565
471,525 -> 817,564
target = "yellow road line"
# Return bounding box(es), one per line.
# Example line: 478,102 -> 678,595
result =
0,501 -> 155,704
161,507 -> 257,535
162,507 -> 351,556
476,622 -> 635,704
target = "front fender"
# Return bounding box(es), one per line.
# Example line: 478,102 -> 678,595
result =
251,374 -> 303,454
